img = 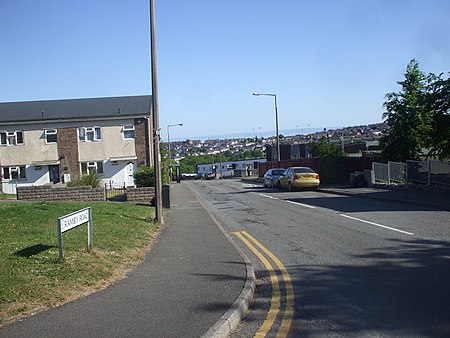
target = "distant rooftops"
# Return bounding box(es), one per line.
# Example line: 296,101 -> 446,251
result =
0,95 -> 152,123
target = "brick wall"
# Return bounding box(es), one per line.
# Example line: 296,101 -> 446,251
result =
57,128 -> 80,180
17,185 -> 155,202
134,118 -> 152,168
126,187 -> 155,202
17,185 -> 104,201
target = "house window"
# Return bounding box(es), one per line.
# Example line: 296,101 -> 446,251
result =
2,166 -> 26,180
122,125 -> 135,139
0,131 -> 24,146
80,161 -> 104,175
78,127 -> 101,142
45,129 -> 57,143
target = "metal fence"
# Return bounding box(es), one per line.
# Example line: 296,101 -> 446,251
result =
373,160 -> 450,186
372,161 -> 406,184
407,160 -> 450,186
105,182 -> 126,201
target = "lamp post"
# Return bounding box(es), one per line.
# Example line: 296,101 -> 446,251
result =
167,123 -> 183,181
252,93 -> 280,162
149,0 -> 163,223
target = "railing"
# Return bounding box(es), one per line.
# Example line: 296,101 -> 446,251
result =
389,161 -> 407,184
105,182 -> 126,201
407,160 -> 450,186
373,160 -> 450,186
372,161 -> 406,184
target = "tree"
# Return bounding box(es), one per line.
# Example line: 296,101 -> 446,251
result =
381,59 -> 450,161
381,59 -> 426,161
380,59 -> 430,162
308,136 -> 344,157
424,74 -> 450,159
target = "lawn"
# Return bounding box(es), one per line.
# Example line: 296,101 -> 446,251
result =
0,193 -> 16,200
0,201 -> 158,327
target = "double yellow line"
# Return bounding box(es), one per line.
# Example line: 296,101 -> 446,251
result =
232,231 -> 294,338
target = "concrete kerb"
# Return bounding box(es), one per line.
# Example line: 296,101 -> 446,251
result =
186,184 -> 256,338
201,263 -> 255,338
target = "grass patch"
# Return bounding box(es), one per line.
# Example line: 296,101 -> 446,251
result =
0,201 -> 157,327
0,193 -> 16,200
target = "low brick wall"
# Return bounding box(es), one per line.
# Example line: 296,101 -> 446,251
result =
17,185 -> 105,201
126,187 -> 155,202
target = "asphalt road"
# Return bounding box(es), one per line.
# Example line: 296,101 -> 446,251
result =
187,179 -> 450,338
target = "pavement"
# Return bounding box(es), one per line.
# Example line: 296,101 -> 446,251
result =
1,179 -> 448,338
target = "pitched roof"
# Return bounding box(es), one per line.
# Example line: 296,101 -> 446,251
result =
0,95 -> 152,123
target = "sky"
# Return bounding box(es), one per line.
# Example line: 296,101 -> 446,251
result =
1,0 -> 450,141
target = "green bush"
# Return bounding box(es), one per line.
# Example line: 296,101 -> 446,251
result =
67,172 -> 100,188
134,166 -> 169,187
134,166 -> 155,187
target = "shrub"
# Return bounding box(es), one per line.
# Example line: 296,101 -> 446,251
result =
67,172 -> 100,188
134,166 -> 155,187
134,166 -> 169,187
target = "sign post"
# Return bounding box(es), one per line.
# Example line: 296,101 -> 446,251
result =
58,207 -> 92,258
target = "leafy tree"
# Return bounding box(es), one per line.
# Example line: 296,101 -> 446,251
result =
222,150 -> 233,159
424,73 -> 450,159
381,60 -> 450,161
251,149 -> 264,158
380,59 -> 430,162
308,136 -> 344,157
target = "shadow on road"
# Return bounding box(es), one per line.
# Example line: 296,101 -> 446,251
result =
288,237 -> 450,337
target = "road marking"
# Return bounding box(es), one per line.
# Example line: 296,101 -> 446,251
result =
232,232 -> 280,337
243,184 -> 261,188
232,231 -> 294,338
241,231 -> 294,338
285,200 -> 316,209
258,193 -> 278,200
340,214 -> 414,236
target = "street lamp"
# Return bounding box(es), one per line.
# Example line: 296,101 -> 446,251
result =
253,92 -> 280,162
167,123 -> 183,181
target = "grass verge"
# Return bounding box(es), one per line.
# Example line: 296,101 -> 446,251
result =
0,201 -> 157,327
0,193 -> 16,200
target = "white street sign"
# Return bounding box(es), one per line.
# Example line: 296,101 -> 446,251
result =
58,207 -> 92,258
59,208 -> 90,233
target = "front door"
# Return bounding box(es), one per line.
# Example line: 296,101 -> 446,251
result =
127,162 -> 135,187
49,165 -> 60,184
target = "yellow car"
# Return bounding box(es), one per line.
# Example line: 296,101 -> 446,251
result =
279,166 -> 320,191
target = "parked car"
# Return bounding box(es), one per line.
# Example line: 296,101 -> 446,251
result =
263,168 -> 286,188
279,167 -> 320,191
204,172 -> 216,180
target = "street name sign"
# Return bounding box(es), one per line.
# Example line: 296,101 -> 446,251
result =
58,207 -> 92,258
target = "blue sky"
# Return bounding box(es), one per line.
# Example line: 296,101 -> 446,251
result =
1,1 -> 449,141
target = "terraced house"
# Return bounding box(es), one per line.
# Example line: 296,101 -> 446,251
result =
0,95 -> 153,194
